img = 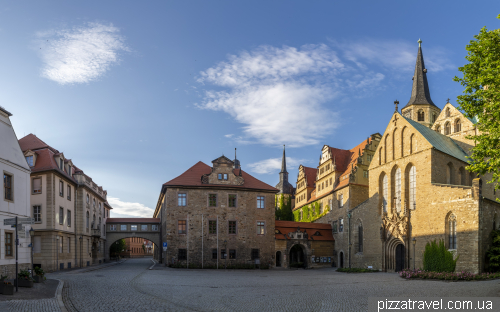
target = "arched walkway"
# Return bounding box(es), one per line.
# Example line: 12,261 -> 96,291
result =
289,244 -> 307,268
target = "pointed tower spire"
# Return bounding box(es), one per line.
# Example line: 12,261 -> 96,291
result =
233,148 -> 240,169
275,145 -> 292,195
281,145 -> 287,173
405,39 -> 436,108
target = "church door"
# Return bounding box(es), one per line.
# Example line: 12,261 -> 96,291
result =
276,251 -> 281,267
395,244 -> 405,272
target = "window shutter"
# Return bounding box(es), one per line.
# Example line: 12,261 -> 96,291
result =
33,178 -> 41,192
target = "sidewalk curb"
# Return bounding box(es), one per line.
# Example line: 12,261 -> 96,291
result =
66,260 -> 126,274
55,279 -> 68,312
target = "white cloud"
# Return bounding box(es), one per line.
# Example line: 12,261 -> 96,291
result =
107,197 -> 154,218
224,134 -> 234,138
248,156 -> 304,174
198,44 -> 344,147
37,22 -> 127,84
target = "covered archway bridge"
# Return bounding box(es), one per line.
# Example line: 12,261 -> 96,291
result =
105,218 -> 161,259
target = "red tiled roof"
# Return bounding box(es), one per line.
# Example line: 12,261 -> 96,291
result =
163,161 -> 278,191
107,218 -> 160,223
19,134 -> 56,153
336,137 -> 372,185
275,220 -> 334,241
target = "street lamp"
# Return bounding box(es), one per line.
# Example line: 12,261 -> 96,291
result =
29,228 -> 35,278
56,236 -> 60,271
412,238 -> 417,270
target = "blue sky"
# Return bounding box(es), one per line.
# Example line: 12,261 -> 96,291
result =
1,1 -> 498,218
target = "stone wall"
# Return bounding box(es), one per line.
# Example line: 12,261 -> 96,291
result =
163,187 -> 276,268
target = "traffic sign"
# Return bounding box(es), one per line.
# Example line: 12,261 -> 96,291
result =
163,242 -> 167,251
3,218 -> 34,226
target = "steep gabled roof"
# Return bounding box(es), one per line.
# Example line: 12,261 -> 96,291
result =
404,40 -> 436,108
302,166 -> 317,188
19,134 -> 57,153
403,115 -> 469,163
275,220 -> 334,241
163,161 -> 278,191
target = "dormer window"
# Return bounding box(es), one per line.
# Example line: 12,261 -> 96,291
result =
223,174 -> 228,180
59,158 -> 63,170
26,156 -> 33,167
218,173 -> 222,180
68,165 -> 72,176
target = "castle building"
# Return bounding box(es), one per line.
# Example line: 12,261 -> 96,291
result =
292,40 -> 500,273
18,134 -> 112,271
153,155 -> 278,268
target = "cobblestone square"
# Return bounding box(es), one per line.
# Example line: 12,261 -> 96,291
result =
2,258 -> 499,311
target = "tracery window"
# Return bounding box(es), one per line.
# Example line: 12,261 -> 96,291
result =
382,174 -> 388,213
448,215 -> 457,249
395,168 -> 401,212
445,122 -> 451,135
418,110 -> 425,121
455,119 -> 461,132
409,166 -> 416,210
358,225 -> 363,252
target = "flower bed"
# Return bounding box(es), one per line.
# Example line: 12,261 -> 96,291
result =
399,269 -> 500,281
337,268 -> 379,273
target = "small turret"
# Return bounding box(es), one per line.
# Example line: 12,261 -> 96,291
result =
233,148 -> 240,169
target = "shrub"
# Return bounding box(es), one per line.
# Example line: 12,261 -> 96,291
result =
18,269 -> 33,280
486,230 -> 500,272
34,266 -> 45,276
423,240 -> 458,273
0,275 -> 7,281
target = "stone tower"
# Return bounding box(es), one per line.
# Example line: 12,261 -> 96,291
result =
401,39 -> 441,128
275,145 -> 294,195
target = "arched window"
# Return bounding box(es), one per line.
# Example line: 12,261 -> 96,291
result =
410,134 -> 414,154
459,167 -> 466,185
392,128 -> 397,161
93,214 -> 96,228
446,163 -> 454,184
445,108 -> 450,117
409,166 -> 416,210
448,214 -> 457,249
435,125 -> 441,133
86,194 -> 89,204
469,172 -> 474,186
384,135 -> 389,163
393,167 -> 401,212
418,110 -> 425,121
401,127 -> 406,157
379,147 -> 383,165
455,119 -> 461,132
432,113 -> 436,123
445,122 -> 451,135
86,212 -> 89,229
382,174 -> 388,213
358,224 -> 363,252
93,198 -> 96,208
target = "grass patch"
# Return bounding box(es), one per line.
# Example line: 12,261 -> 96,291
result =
337,268 -> 379,273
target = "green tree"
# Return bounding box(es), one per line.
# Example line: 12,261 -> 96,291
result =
486,230 -> 500,271
422,240 -> 458,273
454,15 -> 500,195
110,239 -> 127,257
275,194 -> 293,221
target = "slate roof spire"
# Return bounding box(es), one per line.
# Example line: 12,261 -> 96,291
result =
276,145 -> 293,194
281,145 -> 287,173
404,39 -> 436,108
233,148 -> 240,169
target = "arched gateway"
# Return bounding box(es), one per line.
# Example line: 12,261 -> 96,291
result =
105,218 -> 161,260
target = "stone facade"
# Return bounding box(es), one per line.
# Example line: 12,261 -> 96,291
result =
154,156 -> 278,268
19,134 -> 111,271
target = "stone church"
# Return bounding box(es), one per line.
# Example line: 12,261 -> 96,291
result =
292,40 -> 500,273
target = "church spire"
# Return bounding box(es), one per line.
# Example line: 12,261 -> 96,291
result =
405,39 -> 436,108
281,145 -> 287,173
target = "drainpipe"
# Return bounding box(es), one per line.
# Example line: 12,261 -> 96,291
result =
347,212 -> 351,268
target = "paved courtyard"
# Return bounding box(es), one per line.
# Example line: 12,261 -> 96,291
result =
2,258 -> 500,311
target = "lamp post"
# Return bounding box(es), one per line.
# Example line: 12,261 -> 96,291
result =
29,228 -> 35,278
56,235 -> 59,271
223,240 -> 227,269
412,238 -> 416,270
347,212 -> 351,269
